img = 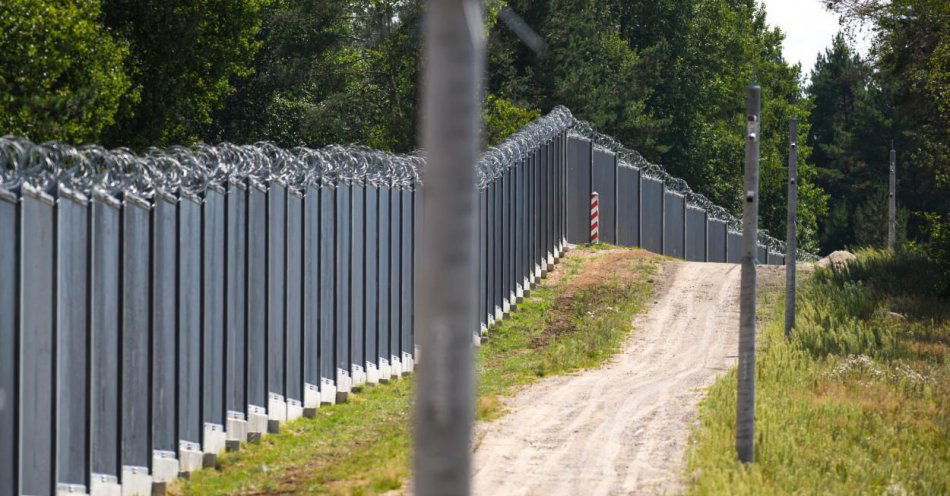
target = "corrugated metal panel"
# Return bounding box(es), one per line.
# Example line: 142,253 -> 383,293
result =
567,137 -> 592,244
640,178 -> 663,254
56,191 -> 89,487
90,195 -> 120,478
592,149 -> 617,244
707,219 -> 727,262
685,207 -> 706,261
617,166 -> 640,247
0,191 -> 16,496
122,196 -> 151,468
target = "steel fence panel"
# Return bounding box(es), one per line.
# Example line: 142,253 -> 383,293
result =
153,193 -> 178,454
337,183 -> 352,386
492,182 -> 502,316
320,187 -> 337,386
757,245 -> 767,265
537,144 -> 544,269
19,188 -> 55,495
567,137 -> 592,244
246,185 -> 267,411
617,166 -> 640,247
686,207 -> 706,261
0,190 -> 15,496
351,185 -> 366,381
727,231 -> 742,263
267,183 -> 287,404
377,187 -> 390,375
203,188 -> 226,433
225,183 -> 247,419
500,172 -> 510,306
56,190 -> 89,489
364,186 -> 378,374
592,149 -> 617,244
640,178 -> 663,253
286,191 -> 304,404
389,188 -> 401,372
179,196 -> 202,445
516,160 -> 525,290
663,192 -> 685,258
485,184 -> 494,322
707,219 -> 727,262
90,194 -> 120,480
303,187 -> 321,395
477,189 -> 486,331
768,250 -> 782,266
401,190 -> 413,362
122,196 -> 151,469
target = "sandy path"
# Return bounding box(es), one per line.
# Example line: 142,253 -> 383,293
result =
472,262 -> 742,496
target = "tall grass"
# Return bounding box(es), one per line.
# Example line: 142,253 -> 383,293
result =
687,248 -> 949,495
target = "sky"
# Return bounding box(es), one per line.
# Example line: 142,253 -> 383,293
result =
760,0 -> 871,78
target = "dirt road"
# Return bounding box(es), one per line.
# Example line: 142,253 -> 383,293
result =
472,262 -> 743,496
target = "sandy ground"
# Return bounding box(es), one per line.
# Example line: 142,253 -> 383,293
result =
472,261 -> 748,496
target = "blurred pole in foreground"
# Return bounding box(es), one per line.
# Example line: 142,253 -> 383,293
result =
888,148 -> 896,250
414,0 -> 484,494
736,84 -> 760,464
785,117 -> 797,338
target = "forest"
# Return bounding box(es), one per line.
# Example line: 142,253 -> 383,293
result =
1,0 -> 947,263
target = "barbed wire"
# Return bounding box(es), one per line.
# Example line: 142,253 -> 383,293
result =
0,137 -> 423,198
1,105 -> 810,260
569,121 -> 813,260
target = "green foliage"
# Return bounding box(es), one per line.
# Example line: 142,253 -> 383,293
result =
0,0 -> 132,143
687,250 -> 949,494
482,95 -> 540,146
100,0 -> 267,148
489,0 -> 826,252
817,1 -> 950,255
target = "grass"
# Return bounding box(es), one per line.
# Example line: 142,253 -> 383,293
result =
174,245 -> 661,495
686,248 -> 949,495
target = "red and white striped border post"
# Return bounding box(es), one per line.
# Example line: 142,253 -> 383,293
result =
590,191 -> 600,244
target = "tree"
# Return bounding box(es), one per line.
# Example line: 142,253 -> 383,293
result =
0,0 -> 132,143
100,0 -> 266,148
822,0 -> 948,253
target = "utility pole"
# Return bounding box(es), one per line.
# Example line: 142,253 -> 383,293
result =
736,84 -> 760,464
414,0 -> 483,494
785,118 -> 797,338
888,148 -> 896,250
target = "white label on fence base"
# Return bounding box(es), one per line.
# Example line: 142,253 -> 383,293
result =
391,355 -> 402,377
320,377 -> 337,404
90,474 -> 120,496
379,358 -> 391,380
286,398 -> 303,421
304,383 -> 320,408
152,450 -> 179,483
352,364 -> 366,386
366,362 -> 380,384
247,405 -> 268,434
336,368 -> 352,392
267,393 -> 287,422
121,465 -> 152,496
203,422 -> 226,454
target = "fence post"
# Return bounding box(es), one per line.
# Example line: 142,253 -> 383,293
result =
736,84 -> 760,463
785,118 -> 798,337
414,0 -> 483,493
888,148 -> 896,250
590,192 -> 600,243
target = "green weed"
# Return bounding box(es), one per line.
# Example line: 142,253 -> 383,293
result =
176,245 -> 661,495
687,249 -> 949,495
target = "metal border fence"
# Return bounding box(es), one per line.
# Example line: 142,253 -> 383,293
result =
0,106 -> 785,495
565,136 -> 787,265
